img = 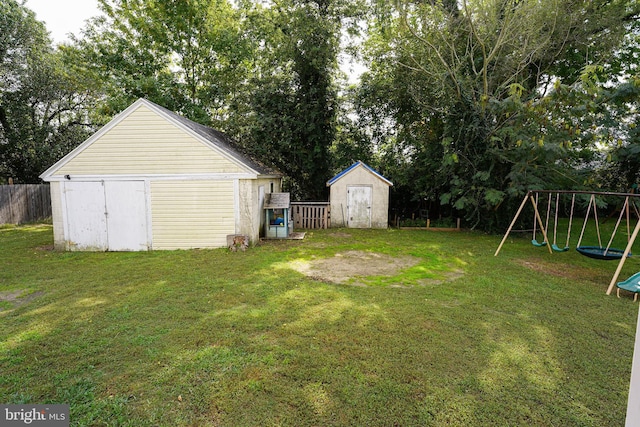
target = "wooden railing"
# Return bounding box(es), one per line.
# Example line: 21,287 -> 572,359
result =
291,202 -> 330,229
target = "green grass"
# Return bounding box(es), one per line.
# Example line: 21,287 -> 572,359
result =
1,223 -> 639,426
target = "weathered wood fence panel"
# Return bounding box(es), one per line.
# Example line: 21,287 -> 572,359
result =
291,202 -> 330,229
0,184 -> 51,224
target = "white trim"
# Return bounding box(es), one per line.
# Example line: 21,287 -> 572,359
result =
234,179 -> 240,233
60,182 -> 70,249
44,173 -> 262,182
628,306 -> 640,426
145,180 -> 153,250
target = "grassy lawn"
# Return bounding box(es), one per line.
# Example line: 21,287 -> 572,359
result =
1,223 -> 639,426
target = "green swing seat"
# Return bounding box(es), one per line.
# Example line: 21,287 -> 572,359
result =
617,272 -> 640,301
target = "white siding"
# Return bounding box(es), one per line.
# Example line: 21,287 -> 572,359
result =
151,180 -> 235,249
57,105 -> 246,176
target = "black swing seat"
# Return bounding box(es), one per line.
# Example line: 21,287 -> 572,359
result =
576,246 -> 631,260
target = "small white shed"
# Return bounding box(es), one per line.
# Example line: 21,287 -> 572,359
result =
327,161 -> 392,229
39,98 -> 282,251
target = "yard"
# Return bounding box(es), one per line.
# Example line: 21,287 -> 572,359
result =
1,224 -> 639,426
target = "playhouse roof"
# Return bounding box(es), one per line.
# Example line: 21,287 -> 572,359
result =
264,192 -> 290,209
40,98 -> 281,180
326,161 -> 393,187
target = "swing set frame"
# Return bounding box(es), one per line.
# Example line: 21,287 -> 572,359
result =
495,190 -> 640,296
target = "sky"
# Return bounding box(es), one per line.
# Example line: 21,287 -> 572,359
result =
26,0 -> 102,44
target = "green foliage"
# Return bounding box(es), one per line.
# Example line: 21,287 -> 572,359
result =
229,0 -> 357,200
361,0 -> 640,230
68,0 -> 364,200
0,0 -> 95,182
68,0 -> 252,125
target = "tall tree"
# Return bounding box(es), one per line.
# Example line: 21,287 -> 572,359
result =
0,0 -> 95,183
361,0 -> 639,229
229,0 -> 363,200
71,0 -> 252,125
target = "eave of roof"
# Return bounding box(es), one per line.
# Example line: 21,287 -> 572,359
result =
326,161 -> 393,187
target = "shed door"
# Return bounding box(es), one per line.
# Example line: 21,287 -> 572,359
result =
104,181 -> 148,251
347,186 -> 372,228
64,181 -> 148,251
64,182 -> 108,250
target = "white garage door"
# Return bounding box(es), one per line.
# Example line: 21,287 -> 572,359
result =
347,186 -> 372,228
63,181 -> 149,251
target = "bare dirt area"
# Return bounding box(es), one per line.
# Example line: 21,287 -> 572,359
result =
290,250 -> 463,287
292,250 -> 419,285
0,290 -> 43,311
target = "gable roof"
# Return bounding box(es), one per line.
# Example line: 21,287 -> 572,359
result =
40,98 -> 282,179
326,161 -> 393,187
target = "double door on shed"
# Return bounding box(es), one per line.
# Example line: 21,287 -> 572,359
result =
63,181 -> 149,251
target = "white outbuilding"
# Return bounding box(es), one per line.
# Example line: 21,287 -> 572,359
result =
39,98 -> 282,251
326,161 -> 392,228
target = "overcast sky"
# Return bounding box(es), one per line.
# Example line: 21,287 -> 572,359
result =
26,0 -> 101,44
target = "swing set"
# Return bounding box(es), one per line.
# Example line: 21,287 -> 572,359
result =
495,190 -> 640,297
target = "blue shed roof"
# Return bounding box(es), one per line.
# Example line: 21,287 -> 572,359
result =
326,161 -> 393,187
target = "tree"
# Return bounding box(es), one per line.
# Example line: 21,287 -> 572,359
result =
229,0 -> 364,200
70,0 -> 252,125
361,0 -> 640,229
0,0 -> 95,183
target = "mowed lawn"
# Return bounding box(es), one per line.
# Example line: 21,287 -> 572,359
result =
1,223 -> 639,426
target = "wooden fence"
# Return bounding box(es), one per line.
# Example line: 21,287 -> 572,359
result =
0,184 -> 51,224
291,202 -> 330,229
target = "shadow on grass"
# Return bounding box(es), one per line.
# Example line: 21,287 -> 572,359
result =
0,226 -> 638,426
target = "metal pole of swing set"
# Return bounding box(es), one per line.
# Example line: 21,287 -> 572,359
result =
495,191 -> 553,256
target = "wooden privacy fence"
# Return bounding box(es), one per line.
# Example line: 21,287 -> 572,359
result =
291,202 -> 330,229
0,184 -> 51,224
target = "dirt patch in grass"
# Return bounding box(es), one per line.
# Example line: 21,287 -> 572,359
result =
514,258 -> 605,283
293,250 -> 418,285
291,250 -> 461,287
0,290 -> 43,311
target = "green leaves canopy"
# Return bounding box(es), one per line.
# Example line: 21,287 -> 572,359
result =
0,0 -> 95,183
361,0 -> 640,229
